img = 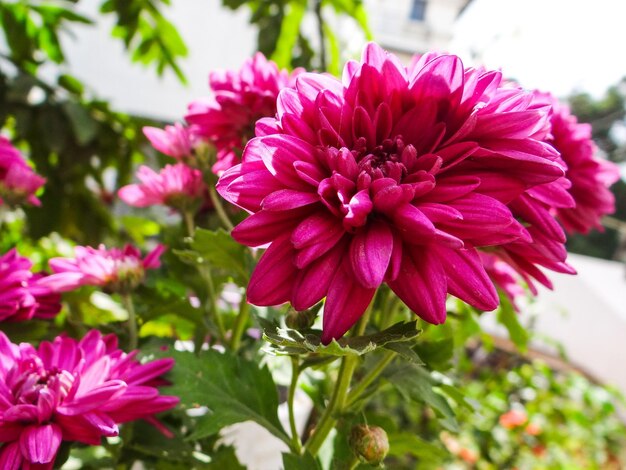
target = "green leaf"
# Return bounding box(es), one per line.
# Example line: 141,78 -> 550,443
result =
496,293 -> 529,351
386,364 -> 458,432
162,349 -> 290,446
282,452 -> 321,470
175,228 -> 251,283
414,338 -> 454,370
58,74 -> 84,95
62,102 -> 99,145
387,432 -> 448,463
271,0 -> 306,68
263,321 -> 421,357
206,446 -> 244,469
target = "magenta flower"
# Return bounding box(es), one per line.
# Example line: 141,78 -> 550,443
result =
186,52 -> 301,174
218,43 -> 566,342
118,163 -> 205,212
40,244 -> 165,294
480,252 -> 526,310
539,92 -> 620,233
143,123 -> 195,160
0,137 -> 46,207
0,330 -> 178,468
0,249 -> 61,322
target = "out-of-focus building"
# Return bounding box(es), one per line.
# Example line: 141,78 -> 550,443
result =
365,0 -> 472,60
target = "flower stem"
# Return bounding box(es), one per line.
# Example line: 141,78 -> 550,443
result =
288,356 -> 303,454
121,293 -> 139,350
345,350 -> 397,408
182,210 -> 195,237
230,295 -> 250,352
304,304 -> 374,456
208,184 -> 234,232
203,267 -> 226,342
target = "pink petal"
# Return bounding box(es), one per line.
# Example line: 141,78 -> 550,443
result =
388,247 -> 447,324
434,247 -> 499,311
0,441 -> 22,470
19,424 -> 62,464
349,221 -> 394,289
322,262 -> 376,343
247,236 -> 297,306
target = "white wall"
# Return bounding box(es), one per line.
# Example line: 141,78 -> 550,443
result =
55,0 -> 256,121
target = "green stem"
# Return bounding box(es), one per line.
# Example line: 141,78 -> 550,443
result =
304,304 -> 374,456
121,293 -> 139,350
203,267 -> 226,342
182,210 -> 195,237
288,356 -> 303,454
345,350 -> 397,408
230,295 -> 250,352
208,184 -> 234,232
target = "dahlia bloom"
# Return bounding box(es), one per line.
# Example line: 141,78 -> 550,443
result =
479,252 -> 525,310
40,244 -> 165,294
118,163 -> 205,212
143,123 -> 195,160
218,43 -> 566,342
540,92 -> 620,234
0,137 -> 45,207
186,52 -> 301,174
0,249 -> 61,322
0,330 -> 178,469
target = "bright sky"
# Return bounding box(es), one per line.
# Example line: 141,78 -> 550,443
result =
450,0 -> 626,98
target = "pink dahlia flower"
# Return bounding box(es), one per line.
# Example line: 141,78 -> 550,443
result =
479,252 -> 525,310
40,244 -> 165,294
0,137 -> 46,207
186,52 -> 302,174
0,249 -> 62,322
118,163 -> 205,212
143,123 -> 195,160
0,330 -> 178,469
539,92 -> 620,233
218,43 -> 566,342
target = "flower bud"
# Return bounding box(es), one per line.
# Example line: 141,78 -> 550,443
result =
285,308 -> 317,330
349,424 -> 389,466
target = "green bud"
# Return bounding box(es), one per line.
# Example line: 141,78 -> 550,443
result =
349,424 -> 389,466
285,308 -> 317,330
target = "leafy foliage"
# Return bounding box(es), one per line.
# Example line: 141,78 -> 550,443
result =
161,349 -> 290,446
263,320 -> 421,357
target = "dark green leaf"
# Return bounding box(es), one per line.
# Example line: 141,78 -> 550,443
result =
386,364 -> 458,432
263,321 -> 421,357
282,451 -> 321,470
161,349 -> 290,446
62,102 -> 99,145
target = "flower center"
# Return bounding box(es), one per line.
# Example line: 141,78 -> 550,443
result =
354,136 -> 415,183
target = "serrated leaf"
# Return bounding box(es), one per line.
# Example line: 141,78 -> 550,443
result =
263,321 -> 421,357
161,349 -> 290,447
386,364 -> 458,432
414,338 -> 454,370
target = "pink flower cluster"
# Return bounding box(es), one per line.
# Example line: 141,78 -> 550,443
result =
120,53 -> 299,216
0,137 -> 46,207
216,43 -> 615,342
40,244 -> 165,294
185,52 -> 302,173
0,249 -> 61,322
0,330 -> 178,469
118,164 -> 205,212
544,93 -> 620,234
